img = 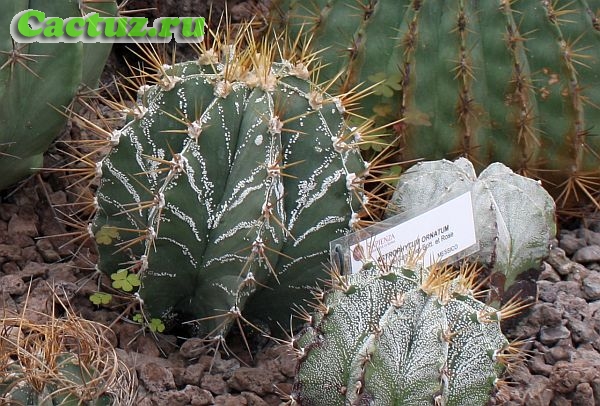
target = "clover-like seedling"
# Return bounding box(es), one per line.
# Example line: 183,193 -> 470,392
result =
133,313 -> 165,333
111,269 -> 140,292
95,225 -> 119,245
89,292 -> 112,305
149,318 -> 165,333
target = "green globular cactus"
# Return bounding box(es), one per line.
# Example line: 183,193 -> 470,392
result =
386,158 -> 557,292
273,0 -> 600,209
90,32 -> 370,338
1,354 -> 112,406
291,262 -> 517,406
0,0 -> 116,191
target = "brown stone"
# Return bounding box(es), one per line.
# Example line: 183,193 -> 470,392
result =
213,394 -> 248,406
8,214 -> 38,237
228,367 -> 275,396
0,274 -> 27,296
139,362 -> 176,393
200,374 -> 228,395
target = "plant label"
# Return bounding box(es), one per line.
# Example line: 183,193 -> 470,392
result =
331,191 -> 479,274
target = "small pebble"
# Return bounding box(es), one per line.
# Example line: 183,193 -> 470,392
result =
559,231 -> 586,255
572,245 -> 600,263
582,273 -> 600,300
540,325 -> 571,345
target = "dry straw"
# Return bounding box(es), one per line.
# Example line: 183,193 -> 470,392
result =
0,284 -> 137,405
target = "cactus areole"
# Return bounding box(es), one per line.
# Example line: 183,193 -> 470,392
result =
91,38 -> 369,337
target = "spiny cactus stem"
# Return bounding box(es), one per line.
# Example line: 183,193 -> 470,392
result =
541,0 -> 590,170
291,260 -> 530,405
453,1 -> 477,152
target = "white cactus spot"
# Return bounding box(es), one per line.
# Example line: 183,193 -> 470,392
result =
346,173 -> 358,190
333,97 -> 345,113
332,136 -> 349,153
137,84 -> 152,97
109,129 -> 121,146
170,153 -> 188,174
290,62 -> 310,80
198,48 -> 219,65
155,192 -> 165,209
255,134 -> 263,146
147,226 -> 156,240
159,75 -> 181,91
95,161 -> 103,177
133,104 -> 148,120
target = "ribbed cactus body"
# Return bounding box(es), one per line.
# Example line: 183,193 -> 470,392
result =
274,0 -> 600,205
0,0 -> 116,190
386,158 -> 556,291
92,48 -> 367,336
292,264 -> 509,406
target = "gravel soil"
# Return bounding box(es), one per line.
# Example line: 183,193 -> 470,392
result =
3,153 -> 600,406
2,1 -> 600,405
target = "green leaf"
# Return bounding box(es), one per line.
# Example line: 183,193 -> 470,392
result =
111,269 -> 141,292
368,72 -> 403,97
149,318 -> 165,333
95,226 -> 119,245
89,292 -> 112,305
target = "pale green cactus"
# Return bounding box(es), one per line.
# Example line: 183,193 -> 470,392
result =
0,0 -> 116,191
386,158 -> 557,290
291,261 -> 519,406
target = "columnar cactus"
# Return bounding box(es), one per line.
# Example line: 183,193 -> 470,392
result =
386,158 -> 556,292
273,0 -> 600,209
89,29 -> 371,337
0,0 -> 116,190
291,261 -> 520,405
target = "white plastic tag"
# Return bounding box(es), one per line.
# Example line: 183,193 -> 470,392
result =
331,191 -> 479,274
